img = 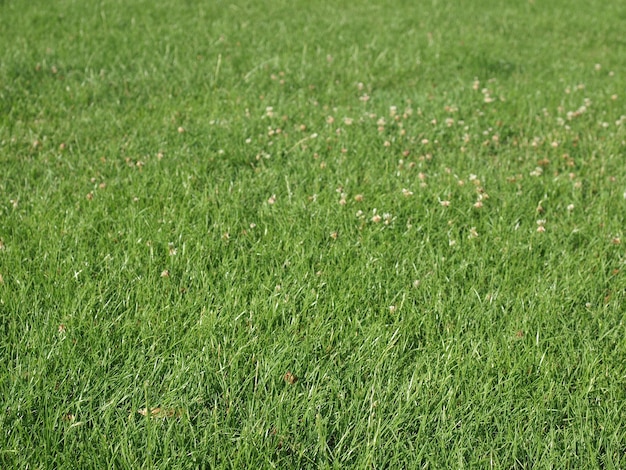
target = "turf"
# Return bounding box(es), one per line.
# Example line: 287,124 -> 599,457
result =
1,0 -> 625,468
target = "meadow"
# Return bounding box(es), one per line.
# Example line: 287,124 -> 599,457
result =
1,0 -> 625,467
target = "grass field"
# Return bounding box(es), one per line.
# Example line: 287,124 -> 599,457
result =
1,0 -> 626,467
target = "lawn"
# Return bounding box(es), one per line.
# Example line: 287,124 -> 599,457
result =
1,0 -> 625,467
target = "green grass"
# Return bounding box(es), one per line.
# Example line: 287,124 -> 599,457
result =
1,0 -> 626,467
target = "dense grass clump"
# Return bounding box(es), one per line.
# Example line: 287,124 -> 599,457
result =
1,0 -> 625,467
